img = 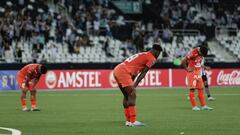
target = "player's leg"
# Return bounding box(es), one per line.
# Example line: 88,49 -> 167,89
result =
123,86 -> 144,126
30,88 -> 40,111
187,74 -> 200,110
198,88 -> 213,110
123,86 -> 136,122
202,75 -> 210,97
202,75 -> 215,101
197,88 -> 205,107
189,89 -> 200,111
21,88 -> 29,111
119,85 -> 131,123
197,79 -> 213,110
17,75 -> 29,111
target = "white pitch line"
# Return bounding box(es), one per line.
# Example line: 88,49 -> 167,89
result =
0,127 -> 21,135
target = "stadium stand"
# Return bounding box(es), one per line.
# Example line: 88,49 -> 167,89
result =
0,0 -> 239,63
216,34 -> 240,60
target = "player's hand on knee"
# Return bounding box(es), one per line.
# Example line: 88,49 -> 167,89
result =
21,86 -> 28,93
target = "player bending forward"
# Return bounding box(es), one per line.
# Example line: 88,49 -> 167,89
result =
17,64 -> 47,111
182,46 -> 213,111
113,44 -> 162,127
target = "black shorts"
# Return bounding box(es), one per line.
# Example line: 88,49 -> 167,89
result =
202,75 -> 207,82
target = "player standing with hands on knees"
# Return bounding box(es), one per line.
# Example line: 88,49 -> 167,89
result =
113,44 -> 162,127
17,64 -> 47,111
182,46 -> 213,111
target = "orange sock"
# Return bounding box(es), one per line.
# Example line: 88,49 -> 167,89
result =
31,99 -> 36,108
124,108 -> 130,122
198,89 -> 205,107
128,106 -> 136,123
22,99 -> 26,109
189,90 -> 197,107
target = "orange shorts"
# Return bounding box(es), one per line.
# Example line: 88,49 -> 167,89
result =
187,73 -> 204,89
16,73 -> 34,91
113,64 -> 134,88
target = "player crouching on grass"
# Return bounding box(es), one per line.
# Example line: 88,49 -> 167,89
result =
113,44 -> 162,127
17,64 -> 47,111
182,46 -> 213,111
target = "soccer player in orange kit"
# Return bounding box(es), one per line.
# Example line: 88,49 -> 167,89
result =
182,46 -> 213,111
17,64 -> 47,111
113,44 -> 162,127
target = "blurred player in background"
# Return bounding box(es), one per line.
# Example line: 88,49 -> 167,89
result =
17,64 -> 47,111
113,44 -> 162,127
182,46 -> 213,111
200,42 -> 215,101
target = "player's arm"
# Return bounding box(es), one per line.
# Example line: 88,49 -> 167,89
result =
29,78 -> 39,90
23,69 -> 34,88
133,66 -> 149,88
23,76 -> 31,88
31,78 -> 39,86
181,58 -> 193,72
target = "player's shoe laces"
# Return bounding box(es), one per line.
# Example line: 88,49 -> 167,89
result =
192,107 -> 201,111
31,107 -> 40,111
201,106 -> 213,110
22,108 -> 30,112
208,97 -> 216,101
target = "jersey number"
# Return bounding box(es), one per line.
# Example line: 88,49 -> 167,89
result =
125,54 -> 140,62
192,80 -> 197,87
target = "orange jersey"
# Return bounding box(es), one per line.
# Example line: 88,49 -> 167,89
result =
186,48 -> 203,75
18,64 -> 42,80
121,52 -> 156,77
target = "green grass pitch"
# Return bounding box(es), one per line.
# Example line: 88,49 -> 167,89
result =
0,87 -> 240,135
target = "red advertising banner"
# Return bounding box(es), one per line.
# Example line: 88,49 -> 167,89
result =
171,69 -> 240,87
36,69 -> 169,89
35,69 -> 240,90
209,69 -> 240,86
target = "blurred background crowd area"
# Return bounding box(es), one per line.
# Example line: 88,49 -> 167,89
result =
0,0 -> 239,63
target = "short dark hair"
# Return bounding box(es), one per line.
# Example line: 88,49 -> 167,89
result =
200,46 -> 208,57
201,41 -> 208,48
152,44 -> 162,52
40,65 -> 47,74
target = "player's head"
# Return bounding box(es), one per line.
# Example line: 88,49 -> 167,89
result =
199,46 -> 208,57
201,41 -> 208,48
150,43 -> 162,58
39,65 -> 47,74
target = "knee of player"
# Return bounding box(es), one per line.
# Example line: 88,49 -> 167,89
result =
31,89 -> 37,93
21,88 -> 28,93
